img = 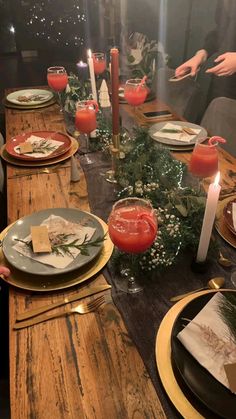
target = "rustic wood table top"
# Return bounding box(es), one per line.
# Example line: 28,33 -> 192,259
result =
4,89 -> 236,419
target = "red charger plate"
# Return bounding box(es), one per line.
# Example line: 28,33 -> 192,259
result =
6,131 -> 72,161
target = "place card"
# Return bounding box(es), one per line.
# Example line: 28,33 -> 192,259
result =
30,226 -> 52,253
18,142 -> 33,154
224,363 -> 236,393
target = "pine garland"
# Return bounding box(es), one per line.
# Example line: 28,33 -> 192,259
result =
218,293 -> 236,344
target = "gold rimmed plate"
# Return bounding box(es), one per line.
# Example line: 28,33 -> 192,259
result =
223,198 -> 236,236
0,216 -> 113,292
155,289 -> 235,419
6,131 -> 72,161
171,292 -> 236,419
6,89 -> 54,106
3,97 -> 56,110
215,196 -> 236,248
2,208 -> 104,276
1,137 -> 78,167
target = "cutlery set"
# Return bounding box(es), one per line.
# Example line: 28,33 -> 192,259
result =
14,284 -> 111,330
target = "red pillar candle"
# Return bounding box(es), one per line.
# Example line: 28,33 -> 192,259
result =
110,48 -> 120,135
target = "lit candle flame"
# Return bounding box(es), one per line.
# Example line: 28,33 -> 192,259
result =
88,49 -> 92,58
214,171 -> 220,187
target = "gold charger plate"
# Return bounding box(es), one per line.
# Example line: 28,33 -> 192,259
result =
0,138 -> 78,167
0,216 -> 113,291
3,96 -> 56,110
215,195 -> 236,248
155,289 -> 235,419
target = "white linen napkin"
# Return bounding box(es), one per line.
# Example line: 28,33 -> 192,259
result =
153,122 -> 201,143
13,215 -> 96,269
232,202 -> 236,231
14,135 -> 64,158
177,293 -> 236,390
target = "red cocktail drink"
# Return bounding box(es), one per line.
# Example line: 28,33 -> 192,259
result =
93,53 -> 106,75
189,143 -> 218,178
75,108 -> 97,133
124,85 -> 148,106
108,203 -> 157,254
124,78 -> 148,107
47,73 -> 68,92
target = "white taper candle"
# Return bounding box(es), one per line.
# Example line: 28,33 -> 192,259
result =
196,172 -> 221,262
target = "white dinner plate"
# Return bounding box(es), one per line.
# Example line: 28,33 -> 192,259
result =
149,121 -> 207,146
6,89 -> 53,106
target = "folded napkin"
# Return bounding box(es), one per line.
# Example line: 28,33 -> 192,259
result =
232,202 -> 236,231
153,122 -> 201,143
13,215 -> 96,269
14,135 -> 64,158
177,293 -> 236,391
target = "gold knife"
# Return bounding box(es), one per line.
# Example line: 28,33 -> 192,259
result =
16,284 -> 111,322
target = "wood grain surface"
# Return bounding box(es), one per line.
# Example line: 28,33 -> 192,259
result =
5,93 -> 166,419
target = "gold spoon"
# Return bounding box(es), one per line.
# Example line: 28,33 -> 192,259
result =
170,277 -> 225,302
218,252 -> 234,268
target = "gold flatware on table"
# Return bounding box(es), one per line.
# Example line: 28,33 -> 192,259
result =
14,294 -> 107,329
170,277 -> 225,302
218,251 -> 234,267
16,284 -> 111,321
8,164 -> 71,179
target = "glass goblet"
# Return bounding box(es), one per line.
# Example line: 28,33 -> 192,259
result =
124,78 -> 148,112
188,138 -> 219,192
92,52 -> 106,76
75,100 -> 99,157
108,197 -> 158,293
47,66 -> 68,111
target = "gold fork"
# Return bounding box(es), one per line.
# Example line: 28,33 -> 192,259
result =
13,295 -> 106,330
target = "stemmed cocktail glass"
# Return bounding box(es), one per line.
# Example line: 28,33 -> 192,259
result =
47,66 -> 68,111
75,100 -> 99,160
124,78 -> 148,112
108,197 -> 158,293
189,137 -> 226,190
92,52 -> 106,76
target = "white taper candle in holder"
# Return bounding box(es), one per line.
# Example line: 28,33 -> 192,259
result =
87,49 -> 97,138
196,172 -> 221,263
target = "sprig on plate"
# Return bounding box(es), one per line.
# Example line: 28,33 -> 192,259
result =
14,232 -> 106,258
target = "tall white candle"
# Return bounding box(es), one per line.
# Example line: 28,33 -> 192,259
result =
87,49 -> 97,102
196,172 -> 221,262
87,49 -> 97,138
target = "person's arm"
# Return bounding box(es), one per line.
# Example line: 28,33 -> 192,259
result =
175,49 -> 207,77
206,52 -> 236,76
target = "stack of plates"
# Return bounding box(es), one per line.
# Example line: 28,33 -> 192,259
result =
0,208 -> 113,291
1,130 -> 78,167
148,121 -> 207,151
215,197 -> 236,248
156,290 -> 236,419
4,89 -> 56,110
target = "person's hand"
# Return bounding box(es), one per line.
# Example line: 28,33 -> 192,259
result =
206,52 -> 236,76
0,266 -> 10,278
175,50 -> 207,77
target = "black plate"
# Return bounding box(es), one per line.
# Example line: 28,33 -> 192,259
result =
171,292 -> 236,419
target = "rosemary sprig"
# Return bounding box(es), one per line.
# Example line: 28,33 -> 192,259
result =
14,232 -> 106,258
31,140 -> 57,154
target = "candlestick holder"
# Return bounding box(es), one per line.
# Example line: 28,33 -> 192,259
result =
191,257 -> 211,273
104,145 -> 119,183
112,133 -> 120,151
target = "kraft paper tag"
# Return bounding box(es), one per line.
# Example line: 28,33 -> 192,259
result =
19,142 -> 33,154
224,363 -> 236,393
30,226 -> 52,253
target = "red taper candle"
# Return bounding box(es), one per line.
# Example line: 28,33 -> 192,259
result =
110,48 -> 120,135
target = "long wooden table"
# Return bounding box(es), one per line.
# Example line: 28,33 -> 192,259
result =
4,91 -> 236,418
